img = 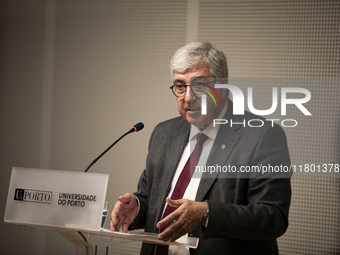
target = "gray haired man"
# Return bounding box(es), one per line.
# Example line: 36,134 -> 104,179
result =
111,42 -> 291,255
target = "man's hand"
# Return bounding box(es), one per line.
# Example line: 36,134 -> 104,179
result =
157,198 -> 208,242
110,193 -> 138,233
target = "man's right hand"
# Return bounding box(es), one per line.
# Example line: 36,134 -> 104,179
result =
110,193 -> 138,233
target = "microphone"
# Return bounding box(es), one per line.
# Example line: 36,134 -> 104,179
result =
129,122 -> 144,133
84,122 -> 144,172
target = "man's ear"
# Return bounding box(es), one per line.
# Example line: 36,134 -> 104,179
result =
222,88 -> 229,98
221,78 -> 229,98
221,77 -> 228,84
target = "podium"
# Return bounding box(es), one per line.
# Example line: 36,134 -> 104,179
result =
4,167 -> 198,254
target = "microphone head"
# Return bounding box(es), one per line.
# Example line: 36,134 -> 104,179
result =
132,122 -> 144,132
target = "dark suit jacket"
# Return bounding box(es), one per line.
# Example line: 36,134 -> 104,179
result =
130,100 -> 292,255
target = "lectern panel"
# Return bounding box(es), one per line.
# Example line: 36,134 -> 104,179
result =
4,167 -> 108,231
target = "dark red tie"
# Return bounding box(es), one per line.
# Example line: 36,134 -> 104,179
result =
156,133 -> 208,255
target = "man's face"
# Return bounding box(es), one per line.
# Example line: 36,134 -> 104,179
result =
173,64 -> 227,131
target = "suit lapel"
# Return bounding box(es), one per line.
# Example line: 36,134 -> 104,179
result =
196,100 -> 242,202
157,121 -> 190,211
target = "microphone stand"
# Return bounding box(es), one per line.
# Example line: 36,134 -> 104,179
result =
84,129 -> 133,173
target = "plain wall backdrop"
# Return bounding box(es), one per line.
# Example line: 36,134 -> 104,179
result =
0,0 -> 339,254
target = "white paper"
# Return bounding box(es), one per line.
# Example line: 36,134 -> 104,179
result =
87,229 -> 199,249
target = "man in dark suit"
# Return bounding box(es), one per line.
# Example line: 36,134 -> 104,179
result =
110,42 -> 291,255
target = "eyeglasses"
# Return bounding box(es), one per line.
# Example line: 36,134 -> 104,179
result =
170,83 -> 206,97
170,78 -> 219,98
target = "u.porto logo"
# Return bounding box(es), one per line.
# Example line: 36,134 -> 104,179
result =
14,188 -> 52,204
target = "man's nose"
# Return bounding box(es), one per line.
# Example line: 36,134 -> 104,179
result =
184,86 -> 196,103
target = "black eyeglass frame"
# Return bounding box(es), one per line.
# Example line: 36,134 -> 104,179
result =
169,84 -> 207,98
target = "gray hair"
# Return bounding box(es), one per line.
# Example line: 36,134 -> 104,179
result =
170,42 -> 228,79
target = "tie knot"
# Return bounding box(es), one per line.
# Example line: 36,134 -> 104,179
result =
196,133 -> 208,146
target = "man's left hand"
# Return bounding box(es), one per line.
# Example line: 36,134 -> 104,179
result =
157,198 -> 208,242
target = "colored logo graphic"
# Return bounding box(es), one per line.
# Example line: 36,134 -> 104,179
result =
197,82 -> 222,115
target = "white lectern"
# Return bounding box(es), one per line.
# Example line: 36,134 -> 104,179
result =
4,167 -> 198,254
